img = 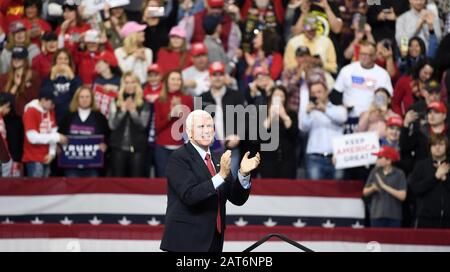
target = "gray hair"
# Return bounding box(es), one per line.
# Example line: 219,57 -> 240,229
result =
185,110 -> 213,136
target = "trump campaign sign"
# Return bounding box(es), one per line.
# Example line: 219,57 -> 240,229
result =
332,132 -> 380,170
58,135 -> 104,168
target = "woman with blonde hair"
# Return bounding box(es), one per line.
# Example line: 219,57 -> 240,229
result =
114,21 -> 153,84
58,85 -> 110,177
108,72 -> 150,177
154,70 -> 193,177
0,21 -> 40,74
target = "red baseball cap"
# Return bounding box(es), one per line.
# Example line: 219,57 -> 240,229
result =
253,66 -> 269,77
207,0 -> 224,8
209,61 -> 225,74
147,63 -> 162,74
372,146 -> 400,161
95,51 -> 118,68
191,43 -> 208,57
386,116 -> 403,128
427,101 -> 447,114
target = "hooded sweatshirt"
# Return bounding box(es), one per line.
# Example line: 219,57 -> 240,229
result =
22,99 -> 60,163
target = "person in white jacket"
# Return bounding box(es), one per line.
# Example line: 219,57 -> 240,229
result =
114,21 -> 153,85
22,85 -> 67,177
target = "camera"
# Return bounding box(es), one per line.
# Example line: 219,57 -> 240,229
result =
310,96 -> 318,104
147,6 -> 165,17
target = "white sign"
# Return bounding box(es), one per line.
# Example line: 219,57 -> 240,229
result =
332,132 -> 380,170
82,0 -> 130,16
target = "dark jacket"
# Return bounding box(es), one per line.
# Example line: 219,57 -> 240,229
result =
399,101 -> 450,174
58,110 -> 110,140
160,142 -> 250,252
200,88 -> 246,145
409,158 -> 450,221
4,113 -> 24,162
109,103 -> 150,152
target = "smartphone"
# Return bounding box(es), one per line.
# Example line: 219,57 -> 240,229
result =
310,96 -> 317,104
383,39 -> 392,50
358,15 -> 367,32
147,6 -> 165,17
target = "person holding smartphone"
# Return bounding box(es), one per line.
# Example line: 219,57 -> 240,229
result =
367,0 -> 409,44
141,0 -> 179,62
301,69 -> 347,180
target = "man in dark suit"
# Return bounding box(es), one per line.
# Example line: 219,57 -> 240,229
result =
160,110 -> 261,252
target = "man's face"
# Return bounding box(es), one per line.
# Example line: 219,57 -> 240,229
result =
210,72 -> 225,89
41,99 -> 54,111
427,110 -> 446,126
304,29 -> 316,40
190,114 -> 215,148
410,0 -> 426,11
45,40 -> 58,53
375,157 -> 390,168
386,126 -> 401,142
359,45 -> 376,69
86,42 -> 99,52
193,55 -> 208,71
147,72 -> 162,85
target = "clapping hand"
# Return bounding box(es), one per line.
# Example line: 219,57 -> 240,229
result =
239,152 -> 261,177
219,150 -> 232,179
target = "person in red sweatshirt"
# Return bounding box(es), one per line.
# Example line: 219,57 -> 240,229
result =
0,0 -> 24,30
392,58 -> 434,116
31,32 -> 58,81
156,26 -> 193,76
22,0 -> 52,47
73,29 -> 114,85
154,70 -> 193,177
22,85 -> 67,177
56,2 -> 91,49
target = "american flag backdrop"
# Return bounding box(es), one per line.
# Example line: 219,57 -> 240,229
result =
1,178 -> 450,252
0,178 -> 365,228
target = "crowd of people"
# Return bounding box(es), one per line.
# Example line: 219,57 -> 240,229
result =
0,0 -> 449,228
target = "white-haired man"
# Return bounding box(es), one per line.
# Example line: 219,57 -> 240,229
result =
160,110 -> 260,252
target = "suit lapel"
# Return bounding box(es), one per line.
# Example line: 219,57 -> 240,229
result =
186,142 -> 214,179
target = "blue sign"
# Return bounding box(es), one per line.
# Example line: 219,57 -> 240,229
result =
58,135 -> 104,169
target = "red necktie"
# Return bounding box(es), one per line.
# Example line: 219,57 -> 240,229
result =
205,153 -> 221,234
